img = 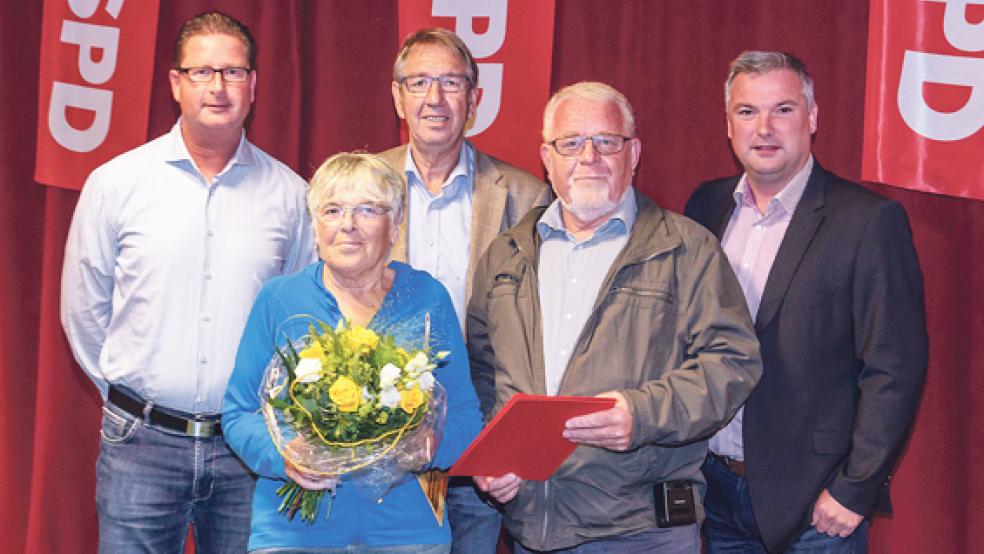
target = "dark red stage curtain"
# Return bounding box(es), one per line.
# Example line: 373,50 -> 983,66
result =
3,1 -> 981,552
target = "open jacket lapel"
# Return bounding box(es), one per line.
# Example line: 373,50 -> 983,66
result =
754,165 -> 827,333
386,143 -> 508,305
467,149 -> 508,302
388,146 -> 411,264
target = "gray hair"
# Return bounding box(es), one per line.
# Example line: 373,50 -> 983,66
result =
542,81 -> 636,141
393,28 -> 479,85
307,152 -> 405,227
725,51 -> 815,108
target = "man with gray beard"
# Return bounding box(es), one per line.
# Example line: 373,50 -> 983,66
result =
467,81 -> 762,553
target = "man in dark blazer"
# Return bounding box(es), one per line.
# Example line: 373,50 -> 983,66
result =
685,51 -> 927,553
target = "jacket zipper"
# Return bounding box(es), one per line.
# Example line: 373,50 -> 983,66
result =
609,284 -> 673,301
513,238 -> 551,548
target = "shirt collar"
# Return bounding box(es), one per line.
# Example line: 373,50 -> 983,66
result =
404,141 -> 473,193
537,186 -> 637,242
163,119 -> 254,170
733,155 -> 813,217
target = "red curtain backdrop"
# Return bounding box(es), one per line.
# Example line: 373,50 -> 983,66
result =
3,2 -> 981,552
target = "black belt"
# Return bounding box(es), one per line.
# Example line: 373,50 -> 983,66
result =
709,452 -> 747,478
108,385 -> 222,438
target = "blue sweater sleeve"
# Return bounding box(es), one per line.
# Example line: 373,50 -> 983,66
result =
222,283 -> 289,480
427,283 -> 483,469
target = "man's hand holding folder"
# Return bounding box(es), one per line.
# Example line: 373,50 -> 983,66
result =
450,392 -> 628,503
561,391 -> 633,452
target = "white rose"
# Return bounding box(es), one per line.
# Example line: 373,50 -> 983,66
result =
417,371 -> 435,392
404,352 -> 430,377
379,363 -> 401,388
379,385 -> 401,409
294,358 -> 323,383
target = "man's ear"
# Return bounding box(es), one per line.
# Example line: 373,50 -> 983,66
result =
248,70 -> 257,105
392,81 -> 406,120
169,69 -> 182,103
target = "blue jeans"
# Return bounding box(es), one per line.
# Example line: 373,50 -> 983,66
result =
703,455 -> 869,553
96,403 -> 255,553
513,524 -> 699,553
251,545 -> 450,554
446,478 -> 502,554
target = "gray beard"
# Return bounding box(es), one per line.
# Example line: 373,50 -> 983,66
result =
560,183 -> 620,224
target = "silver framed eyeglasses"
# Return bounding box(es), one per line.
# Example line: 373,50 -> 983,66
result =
177,66 -> 252,83
399,74 -> 471,95
316,204 -> 392,223
547,134 -> 633,157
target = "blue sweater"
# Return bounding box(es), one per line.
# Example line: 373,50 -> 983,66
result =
223,261 -> 482,549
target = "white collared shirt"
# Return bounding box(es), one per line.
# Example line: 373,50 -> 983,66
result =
61,121 -> 316,413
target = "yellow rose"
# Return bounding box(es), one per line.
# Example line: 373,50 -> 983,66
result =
399,384 -> 426,414
299,341 -> 324,359
344,326 -> 379,353
329,376 -> 361,412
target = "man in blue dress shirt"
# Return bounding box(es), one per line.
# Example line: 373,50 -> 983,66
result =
60,11 -> 315,553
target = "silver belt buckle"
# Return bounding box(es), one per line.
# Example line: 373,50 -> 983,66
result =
185,419 -> 214,438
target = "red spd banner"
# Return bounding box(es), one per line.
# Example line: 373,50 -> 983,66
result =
398,0 -> 556,176
863,0 -> 984,201
35,0 -> 160,190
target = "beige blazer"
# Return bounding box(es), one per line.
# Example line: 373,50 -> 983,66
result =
378,142 -> 551,304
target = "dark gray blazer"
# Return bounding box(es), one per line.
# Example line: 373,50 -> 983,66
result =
685,162 -> 928,553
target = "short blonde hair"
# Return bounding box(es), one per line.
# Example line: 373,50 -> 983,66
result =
542,81 -> 636,141
308,152 -> 405,226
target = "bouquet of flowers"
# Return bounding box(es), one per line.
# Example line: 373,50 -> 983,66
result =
261,318 -> 447,523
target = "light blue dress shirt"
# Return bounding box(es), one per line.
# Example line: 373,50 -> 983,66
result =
536,188 -> 637,396
60,121 -> 316,414
710,157 -> 813,459
404,143 -> 473,324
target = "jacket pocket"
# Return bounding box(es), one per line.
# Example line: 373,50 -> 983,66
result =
488,273 -> 521,298
608,284 -> 673,308
812,428 -> 851,455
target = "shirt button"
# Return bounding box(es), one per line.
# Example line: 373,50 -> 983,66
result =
565,313 -> 573,320
571,278 -> 578,284
207,229 -> 214,237
205,273 -> 213,280
560,350 -> 568,357
199,356 -> 208,364
202,314 -> 211,322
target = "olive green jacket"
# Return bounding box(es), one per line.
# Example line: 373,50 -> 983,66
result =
467,192 -> 762,551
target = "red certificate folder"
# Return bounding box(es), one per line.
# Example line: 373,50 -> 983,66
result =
449,393 -> 616,480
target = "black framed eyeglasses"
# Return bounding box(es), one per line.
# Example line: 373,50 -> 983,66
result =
177,66 -> 252,83
399,74 -> 471,95
547,134 -> 633,157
